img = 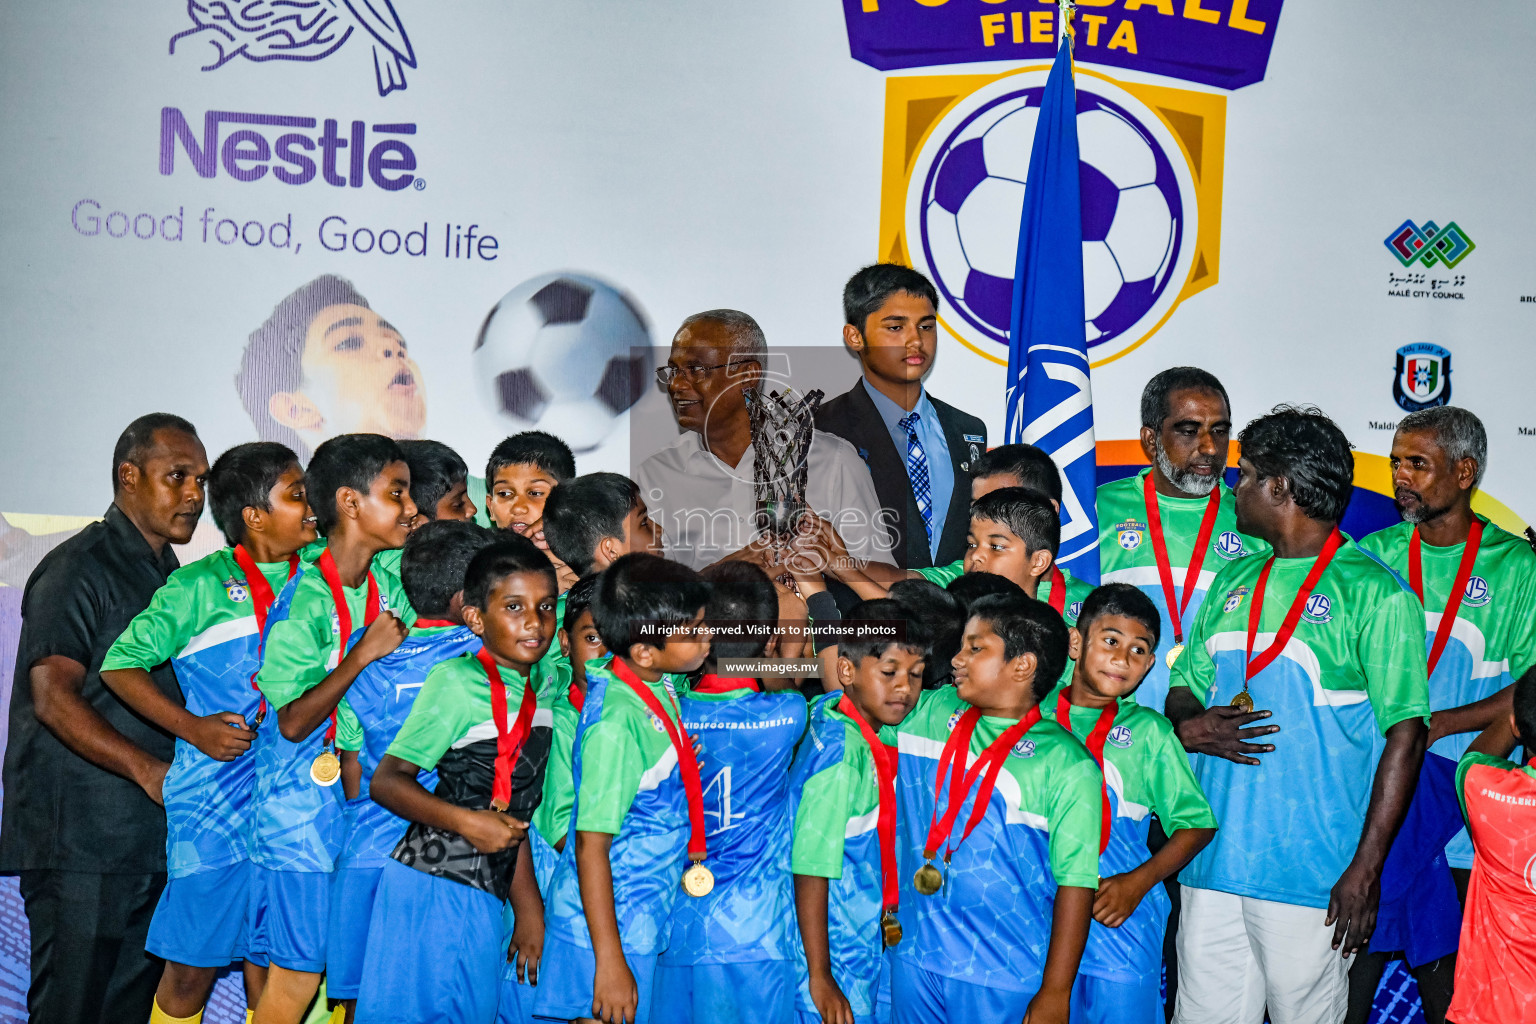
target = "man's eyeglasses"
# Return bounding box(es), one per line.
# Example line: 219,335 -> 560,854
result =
654,361 -> 739,386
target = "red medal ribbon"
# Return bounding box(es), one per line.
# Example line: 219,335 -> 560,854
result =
317,549 -> 381,747
475,649 -> 540,811
1408,519 -> 1485,678
1046,565 -> 1066,614
1244,528 -> 1345,682
232,546 -> 300,721
1055,690 -> 1118,853
837,696 -> 899,915
691,674 -> 761,694
567,682 -> 585,712
923,705 -> 1043,863
612,659 -> 707,862
412,618 -> 459,628
1143,473 -> 1220,647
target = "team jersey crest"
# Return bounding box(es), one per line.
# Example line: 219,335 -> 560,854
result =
1302,593 -> 1333,624
1011,738 -> 1036,758
1107,724 -> 1133,748
1463,575 -> 1491,607
946,711 -> 961,731
1116,521 -> 1145,550
1068,600 -> 1083,619
223,577 -> 249,603
1215,531 -> 1247,559
1223,586 -> 1249,613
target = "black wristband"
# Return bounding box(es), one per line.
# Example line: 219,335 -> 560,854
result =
805,590 -> 841,625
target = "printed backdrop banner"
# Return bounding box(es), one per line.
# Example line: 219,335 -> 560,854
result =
2,2 -> 1535,1020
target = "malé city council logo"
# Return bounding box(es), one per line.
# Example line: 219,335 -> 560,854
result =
1384,219 -> 1475,269
170,0 -> 417,97
1394,343 -> 1452,413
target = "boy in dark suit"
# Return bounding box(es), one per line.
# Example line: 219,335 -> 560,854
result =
816,264 -> 986,571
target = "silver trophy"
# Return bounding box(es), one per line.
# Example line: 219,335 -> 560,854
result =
743,385 -> 824,547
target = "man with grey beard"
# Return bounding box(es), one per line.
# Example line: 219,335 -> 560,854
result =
1095,366 -> 1272,1022
1344,406 -> 1536,1024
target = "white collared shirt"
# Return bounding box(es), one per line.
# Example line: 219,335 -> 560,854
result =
636,429 -> 896,570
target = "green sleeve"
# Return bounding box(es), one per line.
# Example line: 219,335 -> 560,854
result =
1509,569 -> 1536,680
335,698 -> 364,752
1168,595 -> 1216,708
1143,716 -> 1217,832
572,714 -> 645,835
1046,752 -> 1103,889
256,587 -> 334,711
102,570 -> 199,671
1357,587 -> 1432,735
386,666 -> 475,770
915,559 -> 965,586
532,707 -> 578,847
1455,749 -> 1512,823
790,760 -> 852,879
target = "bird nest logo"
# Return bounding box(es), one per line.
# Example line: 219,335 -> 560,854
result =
170,1 -> 418,97
879,66 -> 1225,368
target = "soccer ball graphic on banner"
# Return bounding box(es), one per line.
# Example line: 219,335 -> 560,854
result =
474,272 -> 652,451
905,71 -> 1197,363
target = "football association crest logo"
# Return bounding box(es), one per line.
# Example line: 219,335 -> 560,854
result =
1117,521 -> 1145,550
223,578 -> 249,603
1394,344 -> 1452,413
1223,587 -> 1248,613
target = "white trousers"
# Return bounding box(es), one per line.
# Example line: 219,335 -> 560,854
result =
1172,885 -> 1351,1024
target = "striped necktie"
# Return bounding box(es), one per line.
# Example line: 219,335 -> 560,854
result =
900,412 -> 933,542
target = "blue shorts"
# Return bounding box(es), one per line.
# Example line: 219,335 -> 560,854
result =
890,959 -> 1030,1024
1070,970 -> 1162,1024
327,864 -> 384,999
652,960 -> 795,1024
533,932 -> 658,1024
355,860 -> 504,1024
145,860 -> 252,968
247,865 -> 332,973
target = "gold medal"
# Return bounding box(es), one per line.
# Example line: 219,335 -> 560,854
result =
1230,690 -> 1254,713
310,750 -> 341,787
881,911 -> 903,948
490,798 -> 509,813
681,861 -> 715,898
1165,643 -> 1185,669
913,861 -> 944,897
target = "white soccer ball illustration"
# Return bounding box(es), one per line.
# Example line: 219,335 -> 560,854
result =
473,272 -> 653,451
909,76 -> 1193,357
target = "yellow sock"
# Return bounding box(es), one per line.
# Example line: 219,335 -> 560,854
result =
149,998 -> 203,1024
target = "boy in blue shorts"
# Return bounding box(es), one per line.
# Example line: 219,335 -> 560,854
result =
355,535 -> 560,1024
790,598 -> 925,1024
892,593 -> 1102,1024
250,434 -> 416,1024
535,553 -> 712,1024
101,442 -> 317,1023
327,519 -> 496,1016
655,561 -> 809,1024
1044,584 -> 1216,1024
501,572 -> 605,1022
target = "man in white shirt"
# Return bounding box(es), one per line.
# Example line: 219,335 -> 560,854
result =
636,309 -> 894,571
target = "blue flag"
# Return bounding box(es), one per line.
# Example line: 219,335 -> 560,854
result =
1004,33 -> 1099,583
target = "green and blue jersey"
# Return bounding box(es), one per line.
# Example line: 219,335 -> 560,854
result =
1045,688 -> 1216,983
251,552 -> 413,873
893,687 -> 1102,994
543,659 -> 693,956
1098,470 -> 1270,716
335,623 -> 481,869
1170,537 -> 1431,907
101,548 -> 290,879
662,684 -> 807,967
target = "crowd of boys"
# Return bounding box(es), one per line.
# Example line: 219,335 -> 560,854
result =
5,263 -> 1535,1024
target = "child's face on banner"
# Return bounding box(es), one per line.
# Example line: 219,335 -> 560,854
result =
293,303 -> 427,440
